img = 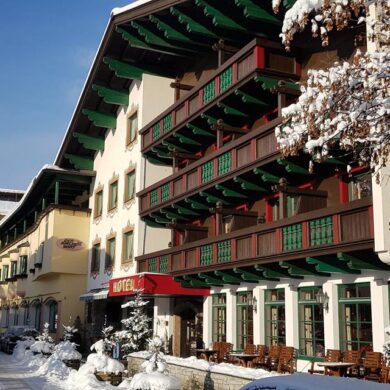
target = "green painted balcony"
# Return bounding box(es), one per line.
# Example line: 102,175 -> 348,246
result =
140,38 -> 300,164
136,198 -> 386,285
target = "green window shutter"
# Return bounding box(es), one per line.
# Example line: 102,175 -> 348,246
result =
200,244 -> 213,265
163,114 -> 172,134
148,258 -> 157,272
218,152 -> 232,176
282,223 -> 302,251
201,160 -> 214,183
152,123 -> 161,141
159,255 -> 168,273
219,66 -> 233,93
161,184 -> 170,202
203,80 -> 216,104
217,240 -> 231,263
309,217 -> 333,246
150,189 -> 159,207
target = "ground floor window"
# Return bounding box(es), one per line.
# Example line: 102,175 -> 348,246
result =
265,289 -> 286,346
236,291 -> 253,349
212,294 -> 226,342
23,306 -> 29,326
298,287 -> 324,357
48,301 -> 58,332
34,304 -> 41,331
14,309 -> 19,325
339,283 -> 372,352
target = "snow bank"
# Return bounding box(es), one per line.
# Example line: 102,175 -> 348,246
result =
128,372 -> 180,390
12,337 -> 36,361
86,353 -> 125,374
53,341 -> 82,361
35,354 -> 70,379
30,340 -> 54,354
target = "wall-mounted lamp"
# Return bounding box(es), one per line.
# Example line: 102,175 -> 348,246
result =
316,290 -> 329,312
250,295 -> 258,313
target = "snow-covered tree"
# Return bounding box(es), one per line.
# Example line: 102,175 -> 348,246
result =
100,324 -> 115,355
114,292 -> 151,356
30,322 -> 55,354
384,326 -> 390,363
274,1 -> 390,175
63,324 -> 77,342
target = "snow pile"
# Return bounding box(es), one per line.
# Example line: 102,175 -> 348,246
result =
12,336 -> 36,361
85,352 -> 125,374
128,337 -> 180,390
276,48 -> 390,174
53,340 -> 82,361
35,354 -> 70,379
30,323 -> 54,354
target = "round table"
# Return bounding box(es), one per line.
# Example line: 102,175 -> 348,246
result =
196,349 -> 217,361
230,353 -> 260,367
316,361 -> 355,377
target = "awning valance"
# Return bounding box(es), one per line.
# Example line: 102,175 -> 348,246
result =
80,289 -> 108,301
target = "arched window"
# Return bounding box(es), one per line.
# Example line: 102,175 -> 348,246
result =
48,301 -> 58,332
34,304 -> 41,331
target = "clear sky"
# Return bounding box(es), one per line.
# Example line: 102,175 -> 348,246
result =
0,0 -> 132,190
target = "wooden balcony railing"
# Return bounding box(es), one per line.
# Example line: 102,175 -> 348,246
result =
140,38 -> 300,159
136,198 -> 374,276
138,117 -> 281,218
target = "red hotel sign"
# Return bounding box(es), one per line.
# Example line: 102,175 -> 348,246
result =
109,273 -> 209,297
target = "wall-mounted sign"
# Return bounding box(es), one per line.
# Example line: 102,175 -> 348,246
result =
56,238 -> 85,251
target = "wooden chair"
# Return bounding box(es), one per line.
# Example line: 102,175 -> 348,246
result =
277,346 -> 295,374
342,350 -> 361,377
208,341 -> 221,362
363,352 -> 383,381
220,342 -> 233,363
308,349 -> 341,375
380,359 -> 390,384
253,345 -> 267,368
266,345 -> 282,371
244,343 -> 256,354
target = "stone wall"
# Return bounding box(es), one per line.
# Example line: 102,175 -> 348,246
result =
127,356 -> 253,390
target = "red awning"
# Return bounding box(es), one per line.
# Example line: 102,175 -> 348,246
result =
108,273 -> 210,297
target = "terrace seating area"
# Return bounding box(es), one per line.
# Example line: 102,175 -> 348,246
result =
308,349 -> 390,383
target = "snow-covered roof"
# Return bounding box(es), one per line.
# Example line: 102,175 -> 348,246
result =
0,189 -> 24,195
111,0 -> 155,16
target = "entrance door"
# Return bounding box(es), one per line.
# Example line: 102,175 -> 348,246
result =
180,308 -> 196,357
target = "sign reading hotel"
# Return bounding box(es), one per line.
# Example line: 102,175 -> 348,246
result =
56,238 -> 85,251
110,275 -> 143,296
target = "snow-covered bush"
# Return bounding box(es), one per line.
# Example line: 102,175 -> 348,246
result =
384,326 -> 390,362
54,340 -> 82,361
63,324 -> 78,341
115,293 -> 151,357
88,337 -> 125,374
12,336 -> 36,361
30,322 -> 54,354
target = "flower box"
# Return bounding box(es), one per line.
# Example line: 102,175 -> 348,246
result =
95,372 -> 123,386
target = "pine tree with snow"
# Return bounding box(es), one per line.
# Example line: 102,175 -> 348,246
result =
115,292 -> 151,357
30,322 -> 55,354
37,322 -> 54,343
101,324 -> 116,354
63,324 -> 77,342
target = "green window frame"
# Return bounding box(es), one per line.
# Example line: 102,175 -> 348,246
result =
2,265 -> 9,280
236,291 -> 253,350
91,243 -> 100,273
265,289 -> 286,346
105,237 -> 116,269
19,256 -> 28,274
212,293 -> 227,342
123,230 -> 134,263
339,283 -> 372,352
109,180 -> 118,210
95,190 -> 103,218
298,287 -> 324,357
127,111 -> 138,145
125,170 -> 136,202
10,261 -> 17,277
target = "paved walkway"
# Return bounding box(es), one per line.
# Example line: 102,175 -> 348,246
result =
0,352 -> 66,390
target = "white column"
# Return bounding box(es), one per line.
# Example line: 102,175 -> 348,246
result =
253,287 -> 264,345
285,285 -> 299,348
153,297 -> 171,341
226,289 -> 236,347
323,282 -> 339,349
371,279 -> 389,352
203,295 -> 213,348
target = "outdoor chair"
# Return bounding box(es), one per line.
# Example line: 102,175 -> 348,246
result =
265,345 -> 282,371
208,341 -> 221,362
244,343 -> 256,354
277,346 -> 295,374
379,359 -> 390,384
342,350 -> 361,377
363,351 -> 383,381
308,349 -> 341,375
221,342 -> 233,363
253,345 -> 267,368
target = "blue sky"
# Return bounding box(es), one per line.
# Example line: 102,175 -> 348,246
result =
0,1 -> 132,190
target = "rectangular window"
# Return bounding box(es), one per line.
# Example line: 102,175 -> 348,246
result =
91,243 -> 101,273
19,256 -> 28,274
125,170 -> 136,202
123,230 -> 134,263
298,287 -> 324,357
339,283 -> 372,352
95,190 -> 103,218
236,291 -> 253,350
265,289 -> 286,346
2,265 -> 8,280
108,181 -> 118,210
105,237 -> 116,269
127,112 -> 138,145
212,293 -> 226,342
10,261 -> 17,277
348,172 -> 372,202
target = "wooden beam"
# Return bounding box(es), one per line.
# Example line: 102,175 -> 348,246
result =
234,89 -> 267,106
64,154 -> 93,170
82,109 -> 116,129
92,84 -> 129,106
172,204 -> 200,216
277,158 -> 310,175
279,260 -> 330,277
253,168 -> 280,183
199,191 -> 230,205
188,123 -> 215,137
173,132 -> 201,146
211,119 -> 247,135
198,273 -> 224,286
214,270 -> 241,284
103,57 -> 151,80
306,256 -> 361,274
184,198 -> 209,210
217,102 -> 248,117
337,252 -> 390,271
73,132 -> 105,152
149,15 -> 192,43
215,184 -> 247,198
234,0 -> 281,24
233,177 -> 267,191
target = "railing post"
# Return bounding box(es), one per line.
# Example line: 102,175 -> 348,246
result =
213,243 -> 217,264
231,239 -> 236,261
254,46 -> 265,68
302,221 -> 308,249
276,228 -> 282,253
332,214 -> 340,244
168,254 -> 172,272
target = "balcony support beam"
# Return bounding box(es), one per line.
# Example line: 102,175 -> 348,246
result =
185,198 -> 209,210
233,177 -> 267,192
82,109 -> 116,129
255,264 -> 303,279
215,184 -> 247,199
91,84 -> 129,106
73,132 -> 105,152
306,256 -> 361,274
64,154 -> 94,170
337,252 -> 390,271
277,158 -> 310,175
253,168 -> 280,183
214,270 -> 241,284
234,89 -> 267,106
279,260 -> 330,277
198,272 -> 224,286
200,191 -> 230,205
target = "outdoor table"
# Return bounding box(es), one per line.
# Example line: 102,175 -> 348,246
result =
195,349 -> 217,361
229,353 -> 260,367
317,361 -> 355,377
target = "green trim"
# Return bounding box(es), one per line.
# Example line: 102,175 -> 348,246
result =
149,15 -> 192,43
73,132 -> 105,152
215,184 -> 247,198
116,26 -> 151,50
92,84 -> 129,106
234,0 -> 281,24
188,123 -> 215,137
217,102 -> 248,117
82,108 -> 116,129
277,158 -> 309,175
233,177 -> 267,192
297,355 -> 324,362
199,191 -> 230,205
234,89 -> 267,106
103,57 -> 146,80
184,198 -> 209,210
173,132 -> 201,146
253,168 -> 280,183
64,154 -> 93,170
131,21 -> 174,48
171,204 -> 200,216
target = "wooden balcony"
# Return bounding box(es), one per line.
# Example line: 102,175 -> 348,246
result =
140,38 -> 300,164
136,198 -> 387,284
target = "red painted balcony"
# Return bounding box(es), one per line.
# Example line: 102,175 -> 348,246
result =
136,198 -> 377,281
140,38 -> 300,164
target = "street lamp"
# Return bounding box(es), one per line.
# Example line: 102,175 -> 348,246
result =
316,290 -> 329,311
